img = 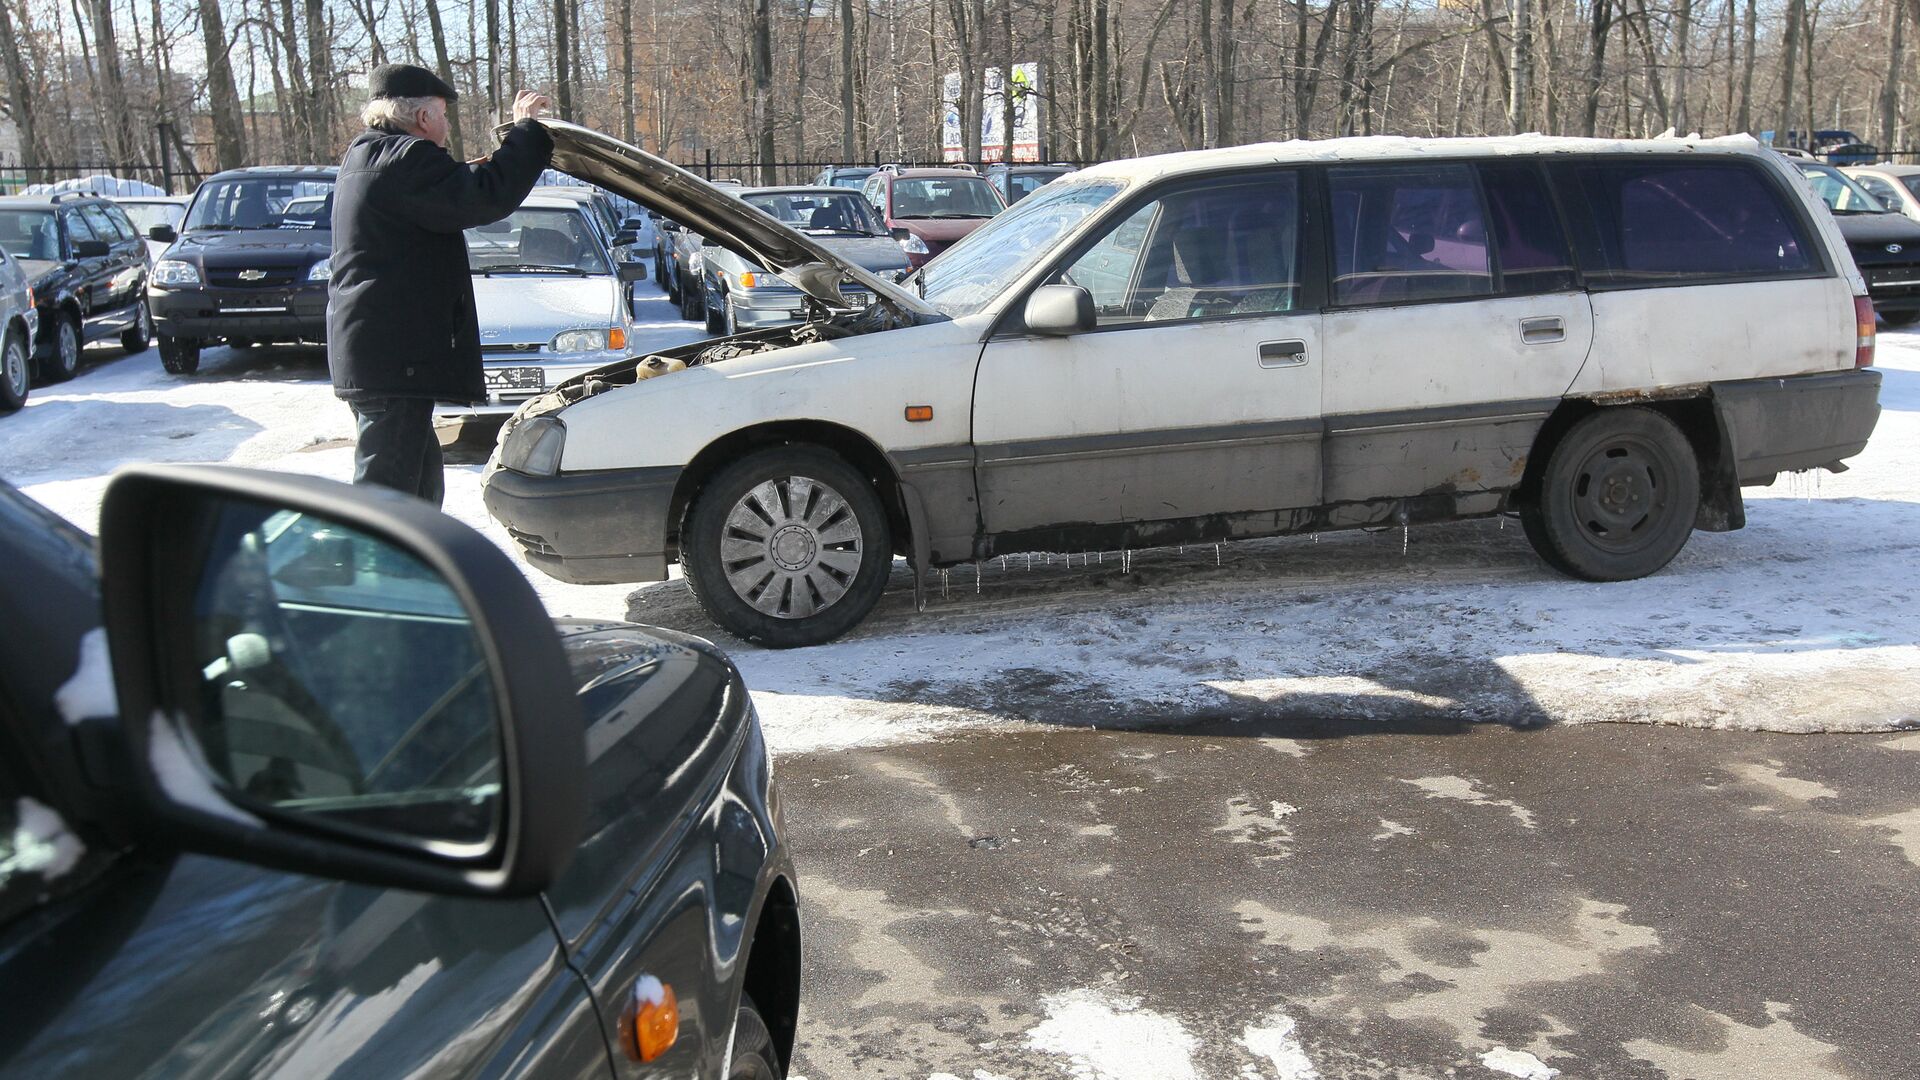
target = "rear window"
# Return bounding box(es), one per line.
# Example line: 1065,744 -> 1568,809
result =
1554,161 -> 1816,285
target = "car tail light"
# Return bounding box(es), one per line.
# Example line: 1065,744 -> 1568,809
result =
1855,295 -> 1876,367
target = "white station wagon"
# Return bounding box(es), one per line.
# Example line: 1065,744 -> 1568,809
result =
487,122 -> 1882,647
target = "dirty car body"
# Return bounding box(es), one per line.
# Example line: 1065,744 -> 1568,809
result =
485,124 -> 1882,648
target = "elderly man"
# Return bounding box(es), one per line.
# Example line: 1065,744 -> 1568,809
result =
327,63 -> 554,507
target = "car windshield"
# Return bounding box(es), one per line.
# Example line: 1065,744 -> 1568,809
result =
829,172 -> 875,190
918,179 -> 1124,318
744,191 -> 884,236
891,176 -> 1004,219
185,178 -> 335,231
1797,163 -> 1888,213
465,207 -> 612,275
118,201 -> 186,233
0,210 -> 59,260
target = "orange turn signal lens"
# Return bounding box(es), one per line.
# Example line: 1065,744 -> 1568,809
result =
609,327 -> 627,351
905,405 -> 934,422
739,271 -> 757,288
620,977 -> 679,1062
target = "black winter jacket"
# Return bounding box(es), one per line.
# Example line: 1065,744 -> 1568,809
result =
327,120 -> 554,403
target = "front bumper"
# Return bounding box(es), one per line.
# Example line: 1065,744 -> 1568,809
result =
148,282 -> 327,341
1715,368 -> 1881,483
483,462 -> 681,583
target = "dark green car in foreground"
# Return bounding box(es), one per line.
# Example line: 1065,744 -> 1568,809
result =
0,466 -> 799,1078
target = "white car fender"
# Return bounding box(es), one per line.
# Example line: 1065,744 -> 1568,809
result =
557,314 -> 992,473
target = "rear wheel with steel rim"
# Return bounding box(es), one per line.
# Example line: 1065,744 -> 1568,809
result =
41,313 -> 80,382
0,328 -> 28,411
120,302 -> 152,354
1522,406 -> 1700,581
683,445 -> 892,647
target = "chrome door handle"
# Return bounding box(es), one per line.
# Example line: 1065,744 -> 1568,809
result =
1520,316 -> 1566,344
1258,339 -> 1308,368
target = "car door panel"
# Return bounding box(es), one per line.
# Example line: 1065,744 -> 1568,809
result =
973,169 -> 1323,537
1319,161 -> 1593,504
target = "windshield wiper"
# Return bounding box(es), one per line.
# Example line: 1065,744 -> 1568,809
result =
928,212 -> 994,219
479,264 -> 593,276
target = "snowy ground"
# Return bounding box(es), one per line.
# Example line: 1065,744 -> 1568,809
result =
5,280 -> 1918,747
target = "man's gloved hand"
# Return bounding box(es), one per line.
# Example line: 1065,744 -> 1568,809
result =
512,91 -> 551,123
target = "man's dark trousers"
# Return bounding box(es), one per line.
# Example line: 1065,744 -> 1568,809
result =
350,397 -> 444,508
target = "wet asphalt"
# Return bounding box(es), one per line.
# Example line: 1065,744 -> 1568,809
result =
782,720 -> 1920,1079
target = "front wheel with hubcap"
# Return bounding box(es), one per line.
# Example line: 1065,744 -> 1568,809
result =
120,302 -> 152,353
0,329 -> 29,411
683,446 -> 893,648
1521,406 -> 1700,581
158,334 -> 201,375
41,314 -> 80,382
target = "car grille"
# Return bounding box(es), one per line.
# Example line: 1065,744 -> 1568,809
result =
481,343 -> 544,355
208,266 -> 299,288
1860,261 -> 1920,296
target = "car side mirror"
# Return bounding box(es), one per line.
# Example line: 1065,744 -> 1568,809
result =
618,262 -> 648,282
1023,284 -> 1097,336
659,220 -> 680,233
613,229 -> 640,247
621,216 -> 647,230
73,239 -> 111,258
149,224 -> 178,244
94,465 -> 586,897
889,227 -> 912,242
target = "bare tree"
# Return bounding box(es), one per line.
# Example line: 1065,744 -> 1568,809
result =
199,0 -> 248,168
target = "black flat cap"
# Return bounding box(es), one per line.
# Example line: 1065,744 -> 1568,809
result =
369,63 -> 457,102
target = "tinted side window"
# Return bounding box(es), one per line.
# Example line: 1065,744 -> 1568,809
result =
62,210 -> 96,245
81,205 -> 125,243
1479,163 -> 1577,294
1329,163 -> 1492,306
1554,161 -> 1816,285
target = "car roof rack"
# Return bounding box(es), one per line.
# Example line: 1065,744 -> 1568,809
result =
48,191 -> 90,202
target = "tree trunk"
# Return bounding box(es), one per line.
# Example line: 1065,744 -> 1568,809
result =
889,0 -> 905,158
0,0 -> 39,170
1091,0 -> 1109,156
1478,0 -> 1513,115
86,0 -> 137,162
425,0 -> 465,155
552,0 -> 572,121
840,0 -> 856,159
1669,0 -> 1692,133
1197,0 -> 1216,145
1582,0 -> 1611,137
1883,0 -> 1906,152
1000,0 -> 1015,161
1507,0 -> 1531,132
750,0 -> 775,179
304,0 -> 335,157
1777,0 -> 1803,140
197,0 -> 245,168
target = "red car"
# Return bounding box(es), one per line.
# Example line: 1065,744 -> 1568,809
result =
860,167 -> 1005,267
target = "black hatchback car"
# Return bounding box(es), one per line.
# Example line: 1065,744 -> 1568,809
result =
1793,159 -> 1920,326
0,467 -> 800,1078
147,167 -> 338,374
0,193 -> 152,382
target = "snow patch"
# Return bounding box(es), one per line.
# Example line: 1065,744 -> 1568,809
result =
1,797 -> 85,880
1372,819 -> 1414,841
54,628 -> 118,725
1238,1011 -> 1318,1080
1479,1047 -> 1560,1078
1402,775 -> 1537,829
1024,989 -> 1199,1080
149,711 -> 261,827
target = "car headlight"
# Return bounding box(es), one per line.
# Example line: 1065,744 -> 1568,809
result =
551,328 -> 617,353
307,257 -> 332,281
501,416 -> 567,475
151,259 -> 201,286
897,232 -> 930,255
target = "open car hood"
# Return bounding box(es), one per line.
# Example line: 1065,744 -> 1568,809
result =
524,120 -> 939,319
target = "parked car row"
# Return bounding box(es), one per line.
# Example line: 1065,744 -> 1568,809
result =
0,190 -> 150,409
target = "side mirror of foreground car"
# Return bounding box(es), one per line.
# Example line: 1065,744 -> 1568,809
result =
613,229 -> 640,247
148,224 -> 178,244
618,261 -> 649,282
92,464 -> 586,897
1024,284 -> 1097,336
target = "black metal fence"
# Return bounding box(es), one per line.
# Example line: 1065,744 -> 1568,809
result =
0,159 -> 212,196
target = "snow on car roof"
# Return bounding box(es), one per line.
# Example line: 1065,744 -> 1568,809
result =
1073,132 -> 1772,185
